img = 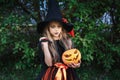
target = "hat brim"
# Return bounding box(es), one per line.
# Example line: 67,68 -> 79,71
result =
37,21 -> 48,34
62,22 -> 73,32
37,21 -> 73,34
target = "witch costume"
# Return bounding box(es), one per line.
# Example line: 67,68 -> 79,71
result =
36,0 -> 80,80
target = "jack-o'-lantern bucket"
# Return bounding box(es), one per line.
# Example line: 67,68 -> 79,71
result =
62,49 -> 81,65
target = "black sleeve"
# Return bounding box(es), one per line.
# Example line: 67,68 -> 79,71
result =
71,39 -> 77,48
72,42 -> 77,48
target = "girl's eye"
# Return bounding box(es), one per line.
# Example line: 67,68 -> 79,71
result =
58,25 -> 62,28
50,24 -> 62,29
50,25 -> 55,28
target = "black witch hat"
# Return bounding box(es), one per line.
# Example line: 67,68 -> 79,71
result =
37,0 -> 73,34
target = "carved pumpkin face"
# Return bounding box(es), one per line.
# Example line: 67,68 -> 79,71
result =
62,49 -> 81,65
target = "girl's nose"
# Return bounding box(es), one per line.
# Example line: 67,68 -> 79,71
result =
55,27 -> 59,30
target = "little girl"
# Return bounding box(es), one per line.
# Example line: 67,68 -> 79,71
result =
36,0 -> 81,79
36,20 -> 81,80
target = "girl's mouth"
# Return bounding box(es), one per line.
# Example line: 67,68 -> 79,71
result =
55,32 -> 59,35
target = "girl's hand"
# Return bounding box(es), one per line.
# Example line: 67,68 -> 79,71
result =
39,37 -> 49,46
67,61 -> 81,68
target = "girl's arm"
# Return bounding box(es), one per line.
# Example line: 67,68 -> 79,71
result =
40,37 -> 53,67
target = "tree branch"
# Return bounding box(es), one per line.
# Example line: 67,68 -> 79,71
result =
33,0 -> 42,22
16,0 -> 37,21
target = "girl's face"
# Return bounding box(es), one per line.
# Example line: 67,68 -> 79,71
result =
49,21 -> 62,40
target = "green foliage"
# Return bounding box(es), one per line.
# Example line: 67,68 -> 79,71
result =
0,12 -> 38,70
13,40 -> 35,69
68,0 -> 120,70
0,0 -> 120,79
0,65 -> 41,80
77,65 -> 120,80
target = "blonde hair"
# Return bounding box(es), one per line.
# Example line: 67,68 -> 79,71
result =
42,21 -> 72,63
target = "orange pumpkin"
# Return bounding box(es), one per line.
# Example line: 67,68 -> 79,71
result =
62,49 -> 81,65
